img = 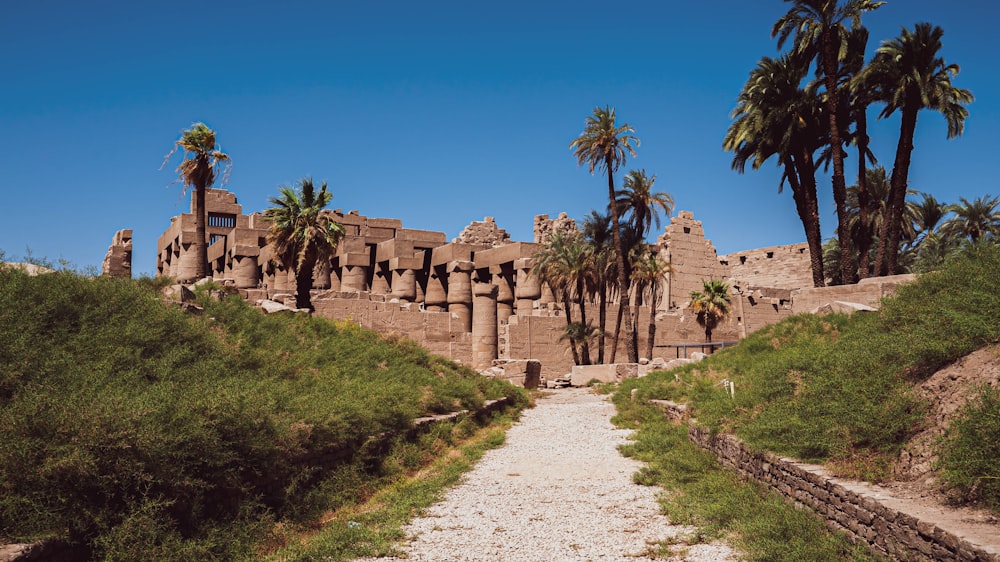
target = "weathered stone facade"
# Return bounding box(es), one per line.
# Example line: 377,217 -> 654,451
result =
153,189 -> 911,381
101,229 -> 132,278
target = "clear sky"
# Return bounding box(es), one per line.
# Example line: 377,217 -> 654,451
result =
2,1 -> 997,276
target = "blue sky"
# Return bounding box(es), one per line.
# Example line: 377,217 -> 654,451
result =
1,1 -> 997,276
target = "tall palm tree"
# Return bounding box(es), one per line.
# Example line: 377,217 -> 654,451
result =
265,177 -> 345,311
631,248 -> 671,360
689,280 -> 732,345
533,230 -> 592,365
725,54 -> 827,287
940,195 -> 1000,244
570,106 -> 640,363
162,123 -> 231,281
773,0 -> 884,285
844,26 -> 878,279
864,23 -> 973,275
615,170 -> 674,239
581,210 -> 614,363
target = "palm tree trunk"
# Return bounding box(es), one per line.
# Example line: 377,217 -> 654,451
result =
823,29 -> 856,285
577,278 -> 591,365
644,286 -> 658,360
855,109 -> 872,279
194,185 -> 208,280
788,153 -> 825,287
609,290 -> 624,363
886,106 -> 919,275
562,292 -> 580,365
597,278 -> 607,364
606,156 -> 636,363
296,248 -> 317,310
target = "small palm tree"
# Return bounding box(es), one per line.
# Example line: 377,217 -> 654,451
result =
615,170 -> 674,239
162,123 -> 231,281
533,230 -> 592,364
581,211 -> 614,363
570,106 -> 640,363
264,178 -> 345,311
631,248 -> 671,360
941,195 -> 1000,244
689,280 -> 731,345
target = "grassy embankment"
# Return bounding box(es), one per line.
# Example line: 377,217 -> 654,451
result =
613,244 -> 1000,560
0,268 -> 527,560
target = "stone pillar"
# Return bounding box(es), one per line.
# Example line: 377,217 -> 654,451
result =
472,283 -> 499,369
371,264 -> 391,295
391,269 -> 417,302
424,266 -> 447,311
234,255 -> 260,289
495,265 -> 515,324
272,264 -> 290,292
312,259 -> 332,290
341,265 -> 369,292
447,260 -> 474,332
514,258 -> 540,315
175,242 -> 198,283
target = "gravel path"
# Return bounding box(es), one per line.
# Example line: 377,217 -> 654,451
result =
356,387 -> 739,562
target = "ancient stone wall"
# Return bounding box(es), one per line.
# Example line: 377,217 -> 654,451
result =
453,217 -> 511,248
665,412 -> 999,561
720,242 -> 815,290
101,229 -> 132,278
658,211 -> 729,312
533,213 -> 578,244
791,274 -> 916,314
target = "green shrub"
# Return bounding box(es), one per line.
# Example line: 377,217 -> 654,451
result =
938,386 -> 1000,514
0,268 -> 525,558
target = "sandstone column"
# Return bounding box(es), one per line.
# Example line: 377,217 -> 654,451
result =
495,265 -> 515,324
233,255 -> 260,289
447,260 -> 474,332
341,265 -> 369,292
514,257 -> 540,315
472,283 -> 499,369
391,268 -> 417,302
424,266 -> 447,311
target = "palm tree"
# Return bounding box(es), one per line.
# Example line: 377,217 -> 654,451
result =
844,26 -> 878,279
264,177 -> 345,311
864,23 -> 973,275
908,192 -> 948,248
533,230 -> 592,365
162,123 -> 231,281
631,248 -> 671,360
570,106 -> 640,363
773,0 -> 884,285
940,196 -> 1000,244
615,170 -> 674,239
725,54 -> 827,287
689,280 -> 732,346
581,210 -> 614,363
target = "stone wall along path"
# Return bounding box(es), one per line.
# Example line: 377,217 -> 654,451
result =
356,387 -> 738,562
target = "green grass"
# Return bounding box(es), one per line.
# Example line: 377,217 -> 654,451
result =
619,244 -> 1000,507
0,269 -> 527,559
269,414 -> 512,561
612,396 -> 883,562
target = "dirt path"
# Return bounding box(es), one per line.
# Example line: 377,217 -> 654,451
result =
356,387 -> 738,562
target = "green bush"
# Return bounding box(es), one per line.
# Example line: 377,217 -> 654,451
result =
938,386 -> 1000,513
0,269 -> 525,558
622,245 -> 1000,482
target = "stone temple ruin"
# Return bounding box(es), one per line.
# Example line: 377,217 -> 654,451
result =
102,188 -> 912,383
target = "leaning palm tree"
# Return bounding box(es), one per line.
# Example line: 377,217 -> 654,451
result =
689,280 -> 732,346
725,54 -> 827,287
631,248 -> 671,360
162,123 -> 231,281
940,195 -> 1000,244
773,0 -> 884,285
863,23 -> 973,275
265,177 -> 345,311
570,106 -> 640,363
615,170 -> 674,239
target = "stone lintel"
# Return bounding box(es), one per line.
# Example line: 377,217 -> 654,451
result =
514,257 -> 536,270
390,256 -> 423,271
431,243 -> 477,267
376,238 -> 415,262
398,228 -> 448,247
339,252 -> 371,267
473,242 -> 539,269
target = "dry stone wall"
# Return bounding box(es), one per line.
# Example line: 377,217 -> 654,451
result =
720,242 -> 814,290
650,401 -> 999,561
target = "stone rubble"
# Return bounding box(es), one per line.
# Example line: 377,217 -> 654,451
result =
355,387 -> 739,562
